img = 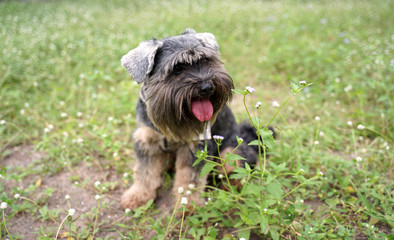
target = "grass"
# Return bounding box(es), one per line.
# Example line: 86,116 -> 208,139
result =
0,0 -> 393,239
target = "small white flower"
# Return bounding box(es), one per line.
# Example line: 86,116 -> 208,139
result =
299,199 -> 304,203
186,190 -> 192,195
347,121 -> 353,126
255,101 -> 262,108
188,184 -> 195,189
48,124 -> 54,130
344,85 -> 352,92
76,138 -> 83,143
14,193 -> 20,199
263,208 -> 268,213
113,152 -> 118,158
218,174 -> 224,179
314,116 -> 320,121
299,168 -> 305,174
319,131 -> 324,137
357,124 -> 365,130
272,101 -> 280,108
94,181 -> 101,187
180,197 -> 188,205
65,194 -> 71,200
24,102 -> 30,108
335,77 -> 340,83
79,73 -> 85,79
240,238 -> 246,240
213,135 -> 224,140
0,120 -> 6,125
33,81 -> 38,87
1,202 -> 8,209
318,171 -> 324,177
77,112 -> 83,117
78,123 -> 84,128
62,131 -> 69,137
125,208 -> 131,214
177,187 -> 184,194
314,140 -> 319,145
299,80 -> 306,85
245,86 -> 255,93
102,133 -> 107,138
356,157 -> 362,162
60,112 -> 68,118
20,109 -> 25,115
59,101 -> 65,106
95,195 -> 101,200
68,208 -> 75,216
123,172 -> 128,178
108,116 -> 114,122
44,128 -> 50,133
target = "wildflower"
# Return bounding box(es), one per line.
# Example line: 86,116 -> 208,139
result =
299,199 -> 304,204
44,128 -> 50,133
180,197 -> 188,205
299,80 -> 306,85
272,101 -> 280,108
319,131 -> 324,137
344,38 -> 350,44
213,135 -> 224,140
33,81 -> 38,87
263,208 -> 268,214
125,208 -> 131,214
188,184 -> 195,189
186,190 -> 192,195
48,124 -> 54,130
255,101 -> 262,108
356,157 -> 362,162
123,172 -> 128,178
25,102 -> 30,108
245,86 -> 255,93
240,238 -> 246,240
318,171 -> 324,177
314,140 -> 319,145
95,195 -> 101,200
78,123 -> 84,128
77,112 -> 83,117
68,208 -> 75,216
94,181 -> 101,187
14,193 -> 20,199
344,85 -> 352,92
1,202 -> 7,209
237,137 -> 244,145
59,101 -> 65,106
108,116 -> 114,122
335,77 -> 340,83
65,194 -> 71,200
218,174 -> 224,179
113,152 -> 118,158
0,120 -> 6,125
357,124 -> 365,130
62,131 -> 69,137
177,187 -> 184,194
298,168 -> 305,174
314,116 -> 320,121
347,121 -> 353,126
60,112 -> 68,118
20,109 -> 25,115
76,138 -> 83,143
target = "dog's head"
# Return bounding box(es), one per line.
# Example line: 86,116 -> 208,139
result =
121,28 -> 233,142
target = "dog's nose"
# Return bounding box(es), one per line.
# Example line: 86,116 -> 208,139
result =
199,82 -> 213,97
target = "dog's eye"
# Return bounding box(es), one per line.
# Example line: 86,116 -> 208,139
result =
173,65 -> 183,74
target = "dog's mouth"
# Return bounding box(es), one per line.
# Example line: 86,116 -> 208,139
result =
191,98 -> 213,122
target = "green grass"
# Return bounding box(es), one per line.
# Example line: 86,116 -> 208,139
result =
0,0 -> 393,239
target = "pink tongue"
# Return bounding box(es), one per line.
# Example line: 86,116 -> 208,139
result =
192,98 -> 213,122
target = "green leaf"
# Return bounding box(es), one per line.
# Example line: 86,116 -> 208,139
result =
251,116 -> 262,128
225,153 -> 246,162
291,81 -> 300,94
193,149 -> 207,166
248,139 -> 260,146
241,183 -> 264,196
238,229 -> 250,239
230,167 -> 248,179
270,229 -> 280,240
232,89 -> 245,95
260,215 -> 269,234
266,181 -> 283,200
258,128 -> 275,149
200,161 -> 217,178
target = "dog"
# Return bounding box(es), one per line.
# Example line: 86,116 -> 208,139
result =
120,28 -> 260,209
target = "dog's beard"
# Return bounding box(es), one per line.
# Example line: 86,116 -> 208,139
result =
144,70 -> 233,143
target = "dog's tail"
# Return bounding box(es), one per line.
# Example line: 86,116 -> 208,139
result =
238,122 -> 277,155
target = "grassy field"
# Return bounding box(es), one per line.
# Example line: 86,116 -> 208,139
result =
0,0 -> 393,239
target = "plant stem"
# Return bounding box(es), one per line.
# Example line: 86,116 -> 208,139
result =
164,195 -> 181,239
55,213 -> 70,239
2,210 -> 13,239
178,206 -> 186,240
282,176 -> 318,199
92,200 -> 100,239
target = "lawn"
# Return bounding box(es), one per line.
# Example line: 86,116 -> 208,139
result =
0,0 -> 393,239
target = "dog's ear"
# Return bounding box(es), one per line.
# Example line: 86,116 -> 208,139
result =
121,39 -> 163,83
195,32 -> 219,52
183,28 -> 197,34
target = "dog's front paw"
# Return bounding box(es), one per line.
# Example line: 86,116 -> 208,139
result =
121,184 -> 156,209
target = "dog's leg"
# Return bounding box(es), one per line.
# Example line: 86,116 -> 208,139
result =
173,145 -> 206,207
121,125 -> 166,209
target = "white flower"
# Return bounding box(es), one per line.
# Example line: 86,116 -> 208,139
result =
1,202 -> 8,209
218,174 -> 224,179
48,124 -> 54,130
335,77 -> 340,83
263,208 -> 268,213
123,172 -> 128,178
65,194 -> 71,200
299,80 -> 306,85
177,187 -> 184,194
44,127 -> 50,133
344,85 -> 352,92
314,116 -> 320,121
77,112 -> 83,117
20,109 -> 25,115
60,112 -> 68,118
95,195 -> 101,200
24,102 -> 30,108
213,135 -> 224,140
318,171 -> 324,177
125,208 -> 131,214
113,152 -> 118,158
0,120 -> 6,125
76,138 -> 83,143
33,81 -> 38,87
272,101 -> 280,108
188,184 -> 195,189
240,238 -> 246,240
299,199 -> 304,203
186,190 -> 192,195
299,168 -> 305,174
319,131 -> 324,137
180,197 -> 188,205
78,123 -> 84,128
255,101 -> 262,108
62,131 -> 69,137
314,140 -> 319,145
108,116 -> 114,122
357,124 -> 365,130
356,157 -> 362,162
94,181 -> 101,187
68,208 -> 75,216
14,193 -> 20,199
59,101 -> 65,106
245,86 -> 255,93
347,121 -> 353,126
